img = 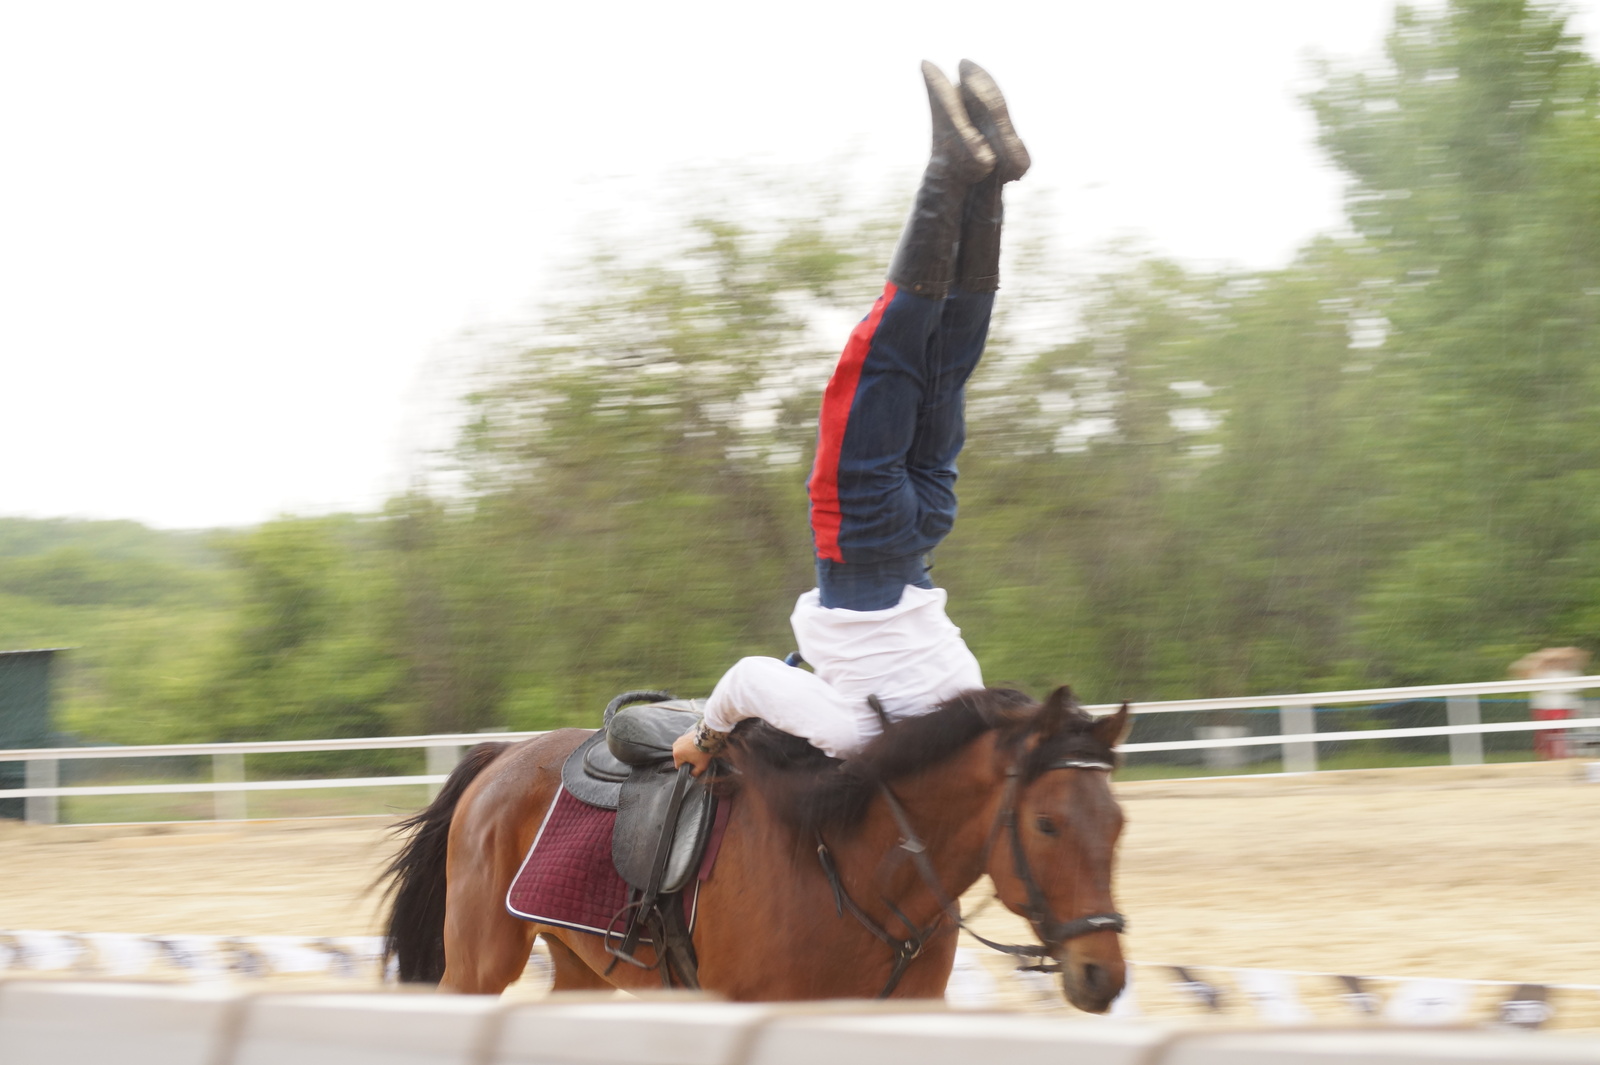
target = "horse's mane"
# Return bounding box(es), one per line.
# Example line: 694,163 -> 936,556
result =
719,686 -> 1109,838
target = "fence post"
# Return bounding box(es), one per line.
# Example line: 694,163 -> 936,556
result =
426,746 -> 464,799
1446,695 -> 1484,765
213,752 -> 247,821
1280,706 -> 1317,773
1196,726 -> 1248,771
24,758 -> 58,825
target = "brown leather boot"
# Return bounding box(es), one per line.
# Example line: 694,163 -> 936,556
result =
886,61 -> 996,300
955,60 -> 1030,293
958,60 -> 1030,181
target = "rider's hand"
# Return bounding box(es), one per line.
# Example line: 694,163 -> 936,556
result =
672,731 -> 713,777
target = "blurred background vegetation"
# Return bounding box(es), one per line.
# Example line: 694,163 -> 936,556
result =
7,0 -> 1600,747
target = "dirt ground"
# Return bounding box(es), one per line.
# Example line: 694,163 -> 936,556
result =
3,761 -> 1597,1016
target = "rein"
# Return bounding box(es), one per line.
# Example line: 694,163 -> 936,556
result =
815,833 -> 940,998
814,753 -> 1126,996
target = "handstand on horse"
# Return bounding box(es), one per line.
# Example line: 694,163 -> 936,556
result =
382,61 -> 1131,1010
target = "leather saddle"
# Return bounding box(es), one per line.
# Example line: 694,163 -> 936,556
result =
558,691 -> 716,986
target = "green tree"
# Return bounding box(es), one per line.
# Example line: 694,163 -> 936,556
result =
1310,0 -> 1600,680
195,517 -> 408,741
401,179 -> 900,728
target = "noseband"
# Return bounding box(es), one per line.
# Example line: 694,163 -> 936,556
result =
813,751 -> 1126,997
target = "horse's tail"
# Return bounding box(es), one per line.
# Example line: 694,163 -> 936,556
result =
380,740 -> 510,983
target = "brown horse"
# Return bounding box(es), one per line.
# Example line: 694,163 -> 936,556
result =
382,686 -> 1131,1010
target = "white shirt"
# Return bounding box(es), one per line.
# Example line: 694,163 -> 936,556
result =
702,585 -> 983,758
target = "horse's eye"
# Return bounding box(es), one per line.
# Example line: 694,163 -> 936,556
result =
1035,815 -> 1059,837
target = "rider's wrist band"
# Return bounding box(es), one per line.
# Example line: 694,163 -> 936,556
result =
692,721 -> 729,754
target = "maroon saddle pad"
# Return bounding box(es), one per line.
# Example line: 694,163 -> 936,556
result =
505,786 -> 730,937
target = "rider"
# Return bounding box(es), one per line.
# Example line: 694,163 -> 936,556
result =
672,59 -> 1030,771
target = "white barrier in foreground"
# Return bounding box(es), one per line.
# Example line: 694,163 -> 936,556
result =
1,982 -> 1597,1065
9,930 -> 1600,1032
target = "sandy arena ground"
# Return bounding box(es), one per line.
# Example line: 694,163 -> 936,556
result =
2,761 -> 1596,1019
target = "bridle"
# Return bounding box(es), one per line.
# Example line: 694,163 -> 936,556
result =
814,751 -> 1127,997
983,759 -> 1127,965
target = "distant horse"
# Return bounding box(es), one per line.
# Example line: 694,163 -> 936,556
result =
382,686 -> 1130,1010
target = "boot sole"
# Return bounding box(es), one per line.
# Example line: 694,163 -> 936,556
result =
958,60 -> 1030,182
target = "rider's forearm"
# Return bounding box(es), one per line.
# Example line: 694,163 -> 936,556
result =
702,656 -> 772,734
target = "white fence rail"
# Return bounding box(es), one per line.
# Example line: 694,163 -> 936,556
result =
2,982 -> 1597,1065
4,676 -> 1599,825
8,928 -> 1597,1030
0,731 -> 548,824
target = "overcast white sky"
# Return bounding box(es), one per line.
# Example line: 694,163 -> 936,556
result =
4,1 -> 1596,530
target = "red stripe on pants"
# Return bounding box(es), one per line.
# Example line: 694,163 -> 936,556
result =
810,282 -> 898,563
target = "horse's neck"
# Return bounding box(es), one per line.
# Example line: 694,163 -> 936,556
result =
846,732 -> 1007,916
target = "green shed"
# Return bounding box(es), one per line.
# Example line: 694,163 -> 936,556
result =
0,648 -> 62,819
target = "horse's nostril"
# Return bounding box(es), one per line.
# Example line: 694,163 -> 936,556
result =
1081,962 -> 1109,996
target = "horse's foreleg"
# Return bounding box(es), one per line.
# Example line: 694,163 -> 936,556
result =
541,932 -> 614,992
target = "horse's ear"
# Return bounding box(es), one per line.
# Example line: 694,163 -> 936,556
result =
1034,685 -> 1076,739
1092,702 -> 1132,748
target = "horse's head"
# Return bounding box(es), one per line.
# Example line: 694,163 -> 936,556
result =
987,687 -> 1130,1013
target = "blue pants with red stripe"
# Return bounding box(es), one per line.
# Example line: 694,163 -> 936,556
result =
807,282 -> 996,610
